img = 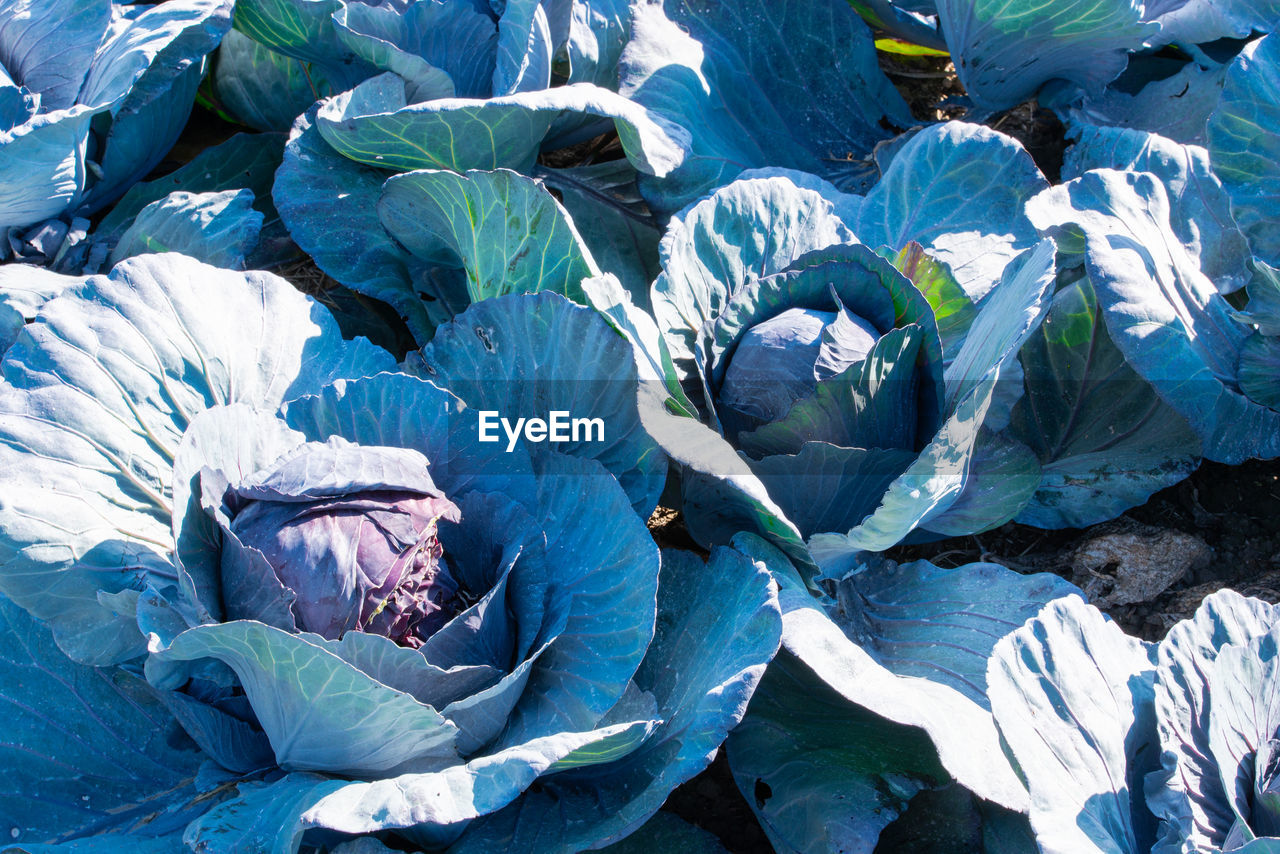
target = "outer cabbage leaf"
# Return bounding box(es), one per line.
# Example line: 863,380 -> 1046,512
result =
1065,124 -> 1251,294
94,131 -> 289,271
378,168 -> 597,303
728,538 -> 1081,850
728,648 -> 947,854
1146,0 -> 1280,47
1207,34 -> 1280,269
0,254 -> 394,664
230,0 -> 376,91
813,239 -> 1054,552
618,0 -> 909,215
935,0 -> 1156,110
0,597 -> 208,847
448,544 -> 781,853
1011,277 -> 1202,529
107,189 -> 263,269
0,0 -> 109,111
416,292 -> 666,515
0,265 -> 80,354
535,160 -> 661,308
1027,169 -> 1280,463
988,596 -> 1160,854
148,620 -> 462,776
854,121 -> 1050,302
74,0 -> 235,214
0,107 -> 96,231
1057,59 -> 1229,147
314,72 -> 688,177
1147,590 -> 1280,853
212,29 -> 339,132
274,107 -> 461,345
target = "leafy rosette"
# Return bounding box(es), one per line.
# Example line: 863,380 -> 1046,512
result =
985,589 -> 1280,854
0,254 -> 780,851
0,0 -> 234,262
645,168 -> 1056,561
253,0 -> 690,342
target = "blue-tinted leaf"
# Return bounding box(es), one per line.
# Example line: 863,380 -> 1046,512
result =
1027,169 -> 1280,463
452,544 -> 780,852
0,107 -> 95,231
651,173 -> 855,384
0,264 -> 79,354
94,130 -> 289,270
618,0 -> 910,215
0,597 -> 206,846
0,0 -> 108,110
494,0 -> 553,95
1147,590 -> 1280,853
108,189 -> 263,269
0,254 -> 394,665
988,596 -> 1159,854
418,291 -> 665,514
636,383 -> 810,580
942,238 -> 1054,411
1012,278 -> 1202,528
294,722 -> 655,846
78,0 -> 230,110
148,620 -> 461,775
768,545 -> 1078,813
1059,59 -> 1228,147
1065,125 -> 1251,293
316,73 -> 688,176
856,122 -> 1050,302
1147,0 -> 1280,46
748,444 -> 917,540
179,773 -> 344,854
1208,34 -> 1280,269
274,107 -> 456,344
1240,332 -> 1280,408
230,0 -> 375,90
331,3 -> 457,103
740,326 -> 926,458
535,160 -> 661,308
728,649 -> 947,854
96,131 -> 285,245
1207,624 -> 1280,844
212,29 -> 336,132
75,0 -> 235,214
921,430 -> 1041,538
378,168 -> 597,302
936,0 -> 1156,110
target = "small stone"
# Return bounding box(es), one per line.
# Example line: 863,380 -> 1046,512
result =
1070,522 -> 1212,607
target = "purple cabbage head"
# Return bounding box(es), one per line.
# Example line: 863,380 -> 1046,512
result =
210,436 -> 462,647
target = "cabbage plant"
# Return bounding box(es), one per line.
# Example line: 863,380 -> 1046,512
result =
643,149 -> 1058,561
0,253 -> 779,852
0,0 -> 234,265
987,590 -> 1280,854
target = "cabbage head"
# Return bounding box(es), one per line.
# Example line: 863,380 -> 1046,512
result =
646,170 -> 1056,561
0,253 -> 780,852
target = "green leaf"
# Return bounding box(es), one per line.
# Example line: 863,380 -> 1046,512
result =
148,620 -> 461,776
379,168 -> 598,303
